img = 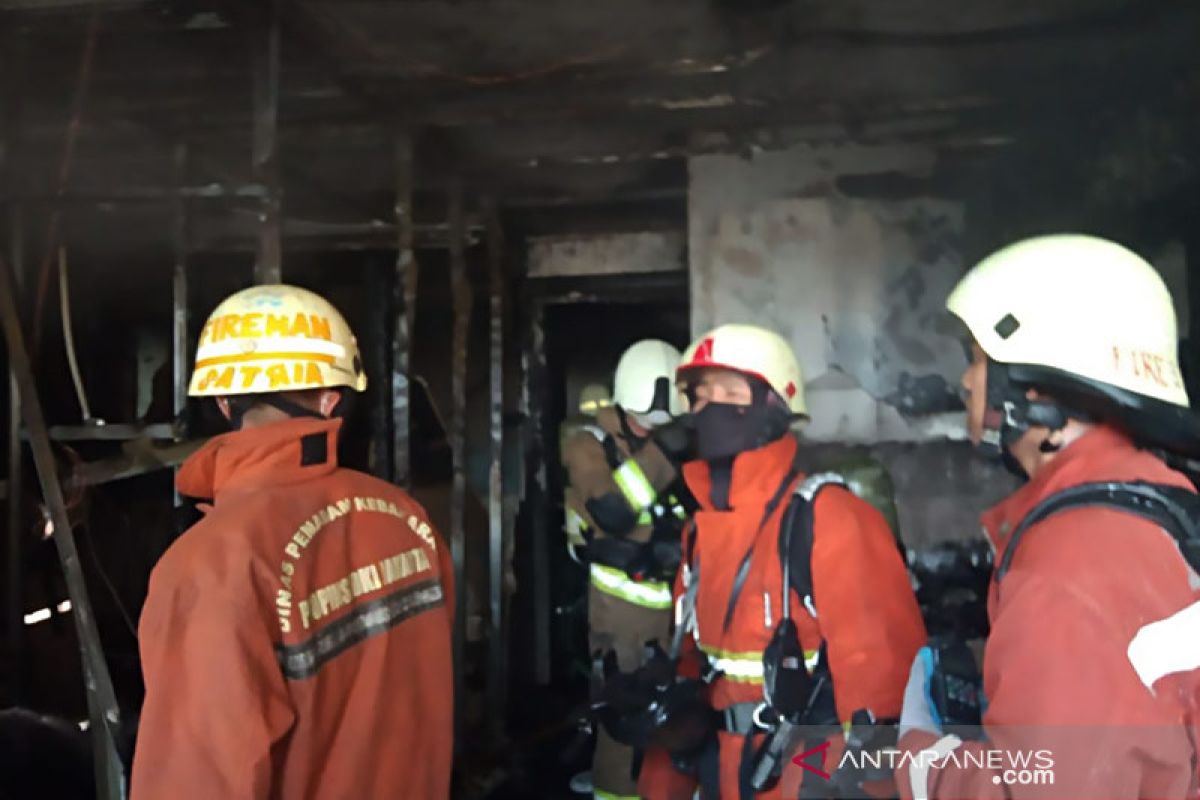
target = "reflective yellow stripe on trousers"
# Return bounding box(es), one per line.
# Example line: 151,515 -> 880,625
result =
590,564 -> 673,610
698,644 -> 820,684
594,790 -> 640,800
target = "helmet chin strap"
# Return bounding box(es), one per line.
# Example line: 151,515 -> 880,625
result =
227,391 -> 347,431
980,361 -> 1069,476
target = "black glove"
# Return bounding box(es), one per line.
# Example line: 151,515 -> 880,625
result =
651,414 -> 698,466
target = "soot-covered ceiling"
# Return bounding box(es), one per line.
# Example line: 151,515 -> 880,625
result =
1,0 -> 1198,260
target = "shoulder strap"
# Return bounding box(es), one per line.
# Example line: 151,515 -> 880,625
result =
997,481 -> 1200,582
719,444 -> 807,634
578,423 -> 624,470
601,433 -> 623,470
778,473 -> 848,619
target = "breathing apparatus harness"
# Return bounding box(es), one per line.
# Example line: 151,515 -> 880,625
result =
639,448 -> 898,799
592,438 -> 809,773
976,352 -> 1200,576
718,468 -> 901,800
924,355 -> 1200,740
575,406 -> 694,584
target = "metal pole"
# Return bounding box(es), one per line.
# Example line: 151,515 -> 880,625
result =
252,0 -> 282,284
366,257 -> 392,480
2,31 -> 24,706
484,199 -> 506,738
5,208 -> 22,706
171,144 -> 190,508
172,144 -> 190,429
524,303 -> 552,685
392,134 -> 416,488
448,180 -> 470,745
0,252 -> 125,799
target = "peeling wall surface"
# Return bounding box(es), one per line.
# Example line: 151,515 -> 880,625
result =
689,145 -> 968,443
687,144 -> 1024,547
528,231 -> 685,278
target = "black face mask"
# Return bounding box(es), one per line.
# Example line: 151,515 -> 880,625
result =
692,384 -> 792,461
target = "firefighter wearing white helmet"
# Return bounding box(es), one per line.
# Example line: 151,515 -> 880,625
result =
559,338 -> 697,800
674,323 -> 806,460
896,234 -> 1200,800
945,233 -> 1197,461
613,338 -> 685,427
638,324 -> 925,799
134,284 -> 454,800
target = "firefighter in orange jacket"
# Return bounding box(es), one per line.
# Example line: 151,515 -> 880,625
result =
896,235 -> 1200,800
639,324 -> 927,800
131,285 -> 454,799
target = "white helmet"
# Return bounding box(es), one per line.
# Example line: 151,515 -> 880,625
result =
612,339 -> 683,427
947,234 -> 1198,454
676,324 -> 807,415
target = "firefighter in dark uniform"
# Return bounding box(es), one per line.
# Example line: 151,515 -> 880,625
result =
563,340 -> 695,800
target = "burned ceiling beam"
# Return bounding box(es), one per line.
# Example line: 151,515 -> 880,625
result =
188,217 -> 485,253
251,0 -> 282,283
0,184 -> 270,203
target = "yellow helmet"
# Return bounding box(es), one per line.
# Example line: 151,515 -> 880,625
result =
578,383 -> 612,416
189,284 -> 367,397
948,234 -> 1198,455
677,324 -> 807,416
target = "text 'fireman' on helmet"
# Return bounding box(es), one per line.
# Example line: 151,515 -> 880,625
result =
189,284 -> 367,398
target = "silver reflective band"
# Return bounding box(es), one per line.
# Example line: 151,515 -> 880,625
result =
276,578 -> 444,680
699,646 -> 820,684
706,653 -> 765,682
909,734 -> 964,800
590,563 -> 673,609
1127,599 -> 1200,690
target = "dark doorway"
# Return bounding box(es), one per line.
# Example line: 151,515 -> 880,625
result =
501,271 -> 688,799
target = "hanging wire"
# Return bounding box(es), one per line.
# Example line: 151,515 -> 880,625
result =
58,247 -> 93,423
31,10 -> 101,361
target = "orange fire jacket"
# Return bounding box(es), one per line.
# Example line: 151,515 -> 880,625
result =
897,426 -> 1200,800
641,434 -> 926,799
131,417 -> 454,799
